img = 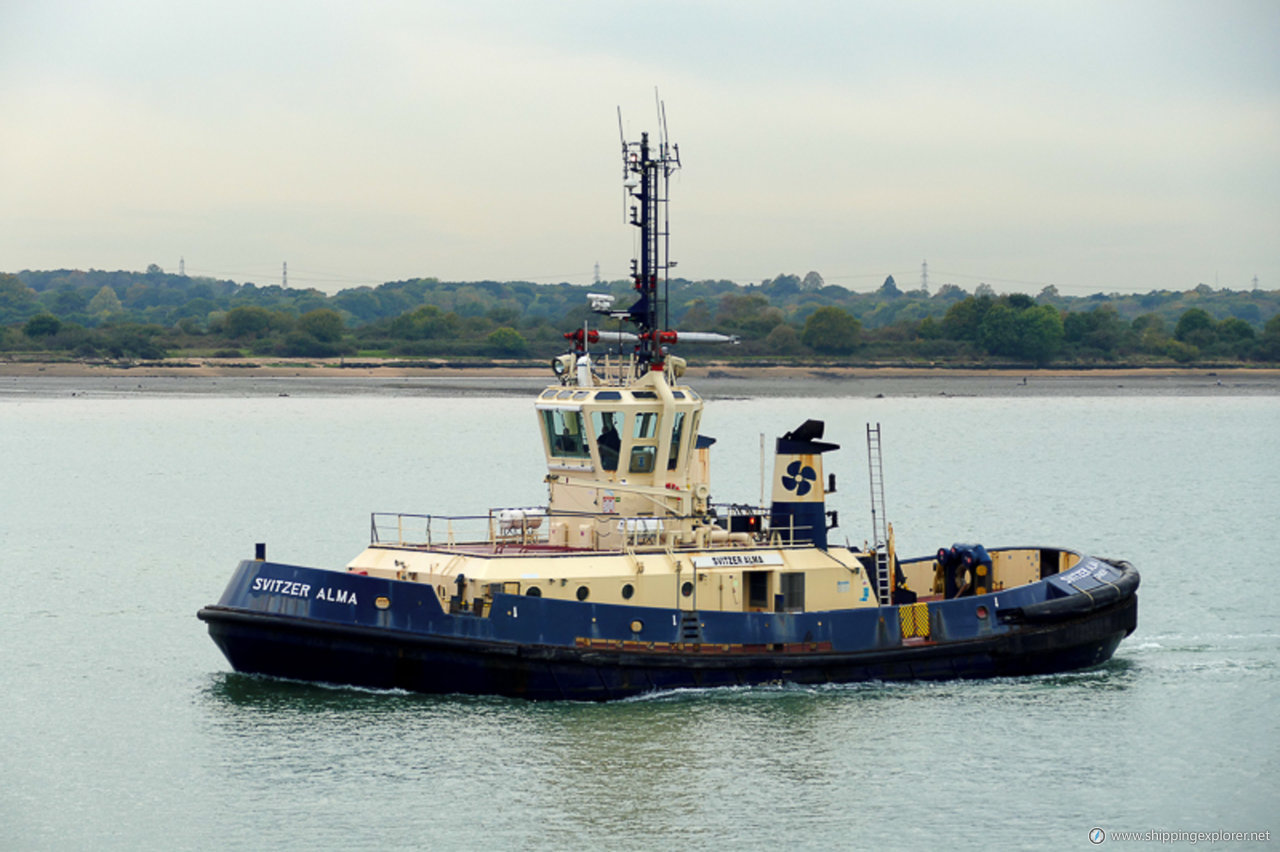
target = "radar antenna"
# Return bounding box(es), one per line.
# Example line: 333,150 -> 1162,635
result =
565,103 -> 734,371
617,100 -> 681,371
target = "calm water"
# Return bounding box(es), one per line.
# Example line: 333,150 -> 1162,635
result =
2,379 -> 1277,850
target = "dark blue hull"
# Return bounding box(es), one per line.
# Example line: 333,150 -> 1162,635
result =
198,555 -> 1139,701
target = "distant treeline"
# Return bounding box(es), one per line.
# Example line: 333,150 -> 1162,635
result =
3,265 -> 1279,365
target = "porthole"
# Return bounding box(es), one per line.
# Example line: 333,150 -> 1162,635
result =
621,583 -> 635,600
681,581 -> 693,597
576,585 -> 590,601
526,587 -> 542,597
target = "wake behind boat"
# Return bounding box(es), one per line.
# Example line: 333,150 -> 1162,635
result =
198,113 -> 1138,700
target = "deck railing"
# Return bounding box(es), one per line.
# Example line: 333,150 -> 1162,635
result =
369,503 -> 821,552
370,511 -> 547,549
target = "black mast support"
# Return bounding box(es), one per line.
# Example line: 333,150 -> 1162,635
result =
620,109 -> 680,371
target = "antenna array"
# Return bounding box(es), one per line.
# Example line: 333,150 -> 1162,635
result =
615,97 -> 681,369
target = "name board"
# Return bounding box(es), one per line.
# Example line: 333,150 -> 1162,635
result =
251,575 -> 359,605
1059,558 -> 1114,586
691,552 -> 784,569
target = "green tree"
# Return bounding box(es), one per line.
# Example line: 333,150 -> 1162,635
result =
1174,308 -> 1215,348
801,306 -> 861,354
1133,313 -> 1170,355
878,276 -> 901,298
1216,317 -> 1255,342
276,331 -> 346,357
1214,317 -> 1256,359
331,287 -> 382,321
715,293 -> 772,330
800,271 -> 824,292
763,274 -> 801,296
486,304 -> 521,326
917,317 -> 944,340
678,298 -> 713,329
298,308 -> 344,343
977,303 -> 1019,356
87,285 -> 124,317
1064,305 -> 1131,357
24,314 -> 62,337
486,326 -> 527,355
1165,339 -> 1199,362
1256,314 -> 1280,361
978,303 -> 1063,363
1131,313 -> 1165,336
224,306 -> 274,339
0,273 -> 38,319
387,305 -> 458,340
102,324 -> 165,359
46,288 -> 89,315
932,283 -> 968,304
176,317 -> 204,336
1016,304 -> 1065,364
941,295 -> 994,341
764,323 -> 802,354
453,285 -> 493,318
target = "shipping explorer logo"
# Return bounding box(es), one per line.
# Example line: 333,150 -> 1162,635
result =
781,461 -> 817,496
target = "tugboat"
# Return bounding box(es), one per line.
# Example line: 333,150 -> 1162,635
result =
198,117 -> 1139,700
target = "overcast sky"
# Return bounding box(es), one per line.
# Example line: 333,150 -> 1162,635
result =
2,0 -> 1276,296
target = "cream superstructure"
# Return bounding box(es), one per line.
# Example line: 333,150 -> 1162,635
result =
345,353 -> 880,617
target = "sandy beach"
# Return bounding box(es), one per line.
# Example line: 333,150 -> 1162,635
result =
3,355 -> 1279,380
2,357 -> 1278,398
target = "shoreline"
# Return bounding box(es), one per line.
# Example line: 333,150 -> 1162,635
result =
2,356 -> 1278,380
3,358 -> 1278,399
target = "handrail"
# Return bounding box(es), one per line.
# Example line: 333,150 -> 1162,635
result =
367,503 -> 821,551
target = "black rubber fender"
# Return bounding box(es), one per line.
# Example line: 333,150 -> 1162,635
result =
998,560 -> 1140,625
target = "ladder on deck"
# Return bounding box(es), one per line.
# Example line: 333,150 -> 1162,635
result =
866,423 -> 891,606
679,611 -> 703,644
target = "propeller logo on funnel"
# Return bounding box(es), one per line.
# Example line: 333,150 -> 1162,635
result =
781,461 -> 817,496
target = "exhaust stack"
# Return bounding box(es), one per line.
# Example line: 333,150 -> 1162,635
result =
769,420 -> 840,549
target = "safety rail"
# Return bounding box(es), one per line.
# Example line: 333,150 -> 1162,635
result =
368,504 -> 824,552
370,511 -> 552,549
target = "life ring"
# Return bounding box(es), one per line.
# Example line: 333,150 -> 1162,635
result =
936,546 -> 975,598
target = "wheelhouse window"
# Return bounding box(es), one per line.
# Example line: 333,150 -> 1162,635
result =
629,445 -> 656,473
591,410 -> 622,471
542,408 -> 590,459
633,410 -> 658,440
628,409 -> 660,473
667,411 -> 686,470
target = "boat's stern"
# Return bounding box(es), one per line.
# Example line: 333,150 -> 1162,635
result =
996,556 -> 1139,627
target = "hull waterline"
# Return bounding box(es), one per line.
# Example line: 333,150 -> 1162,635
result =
198,559 -> 1138,701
